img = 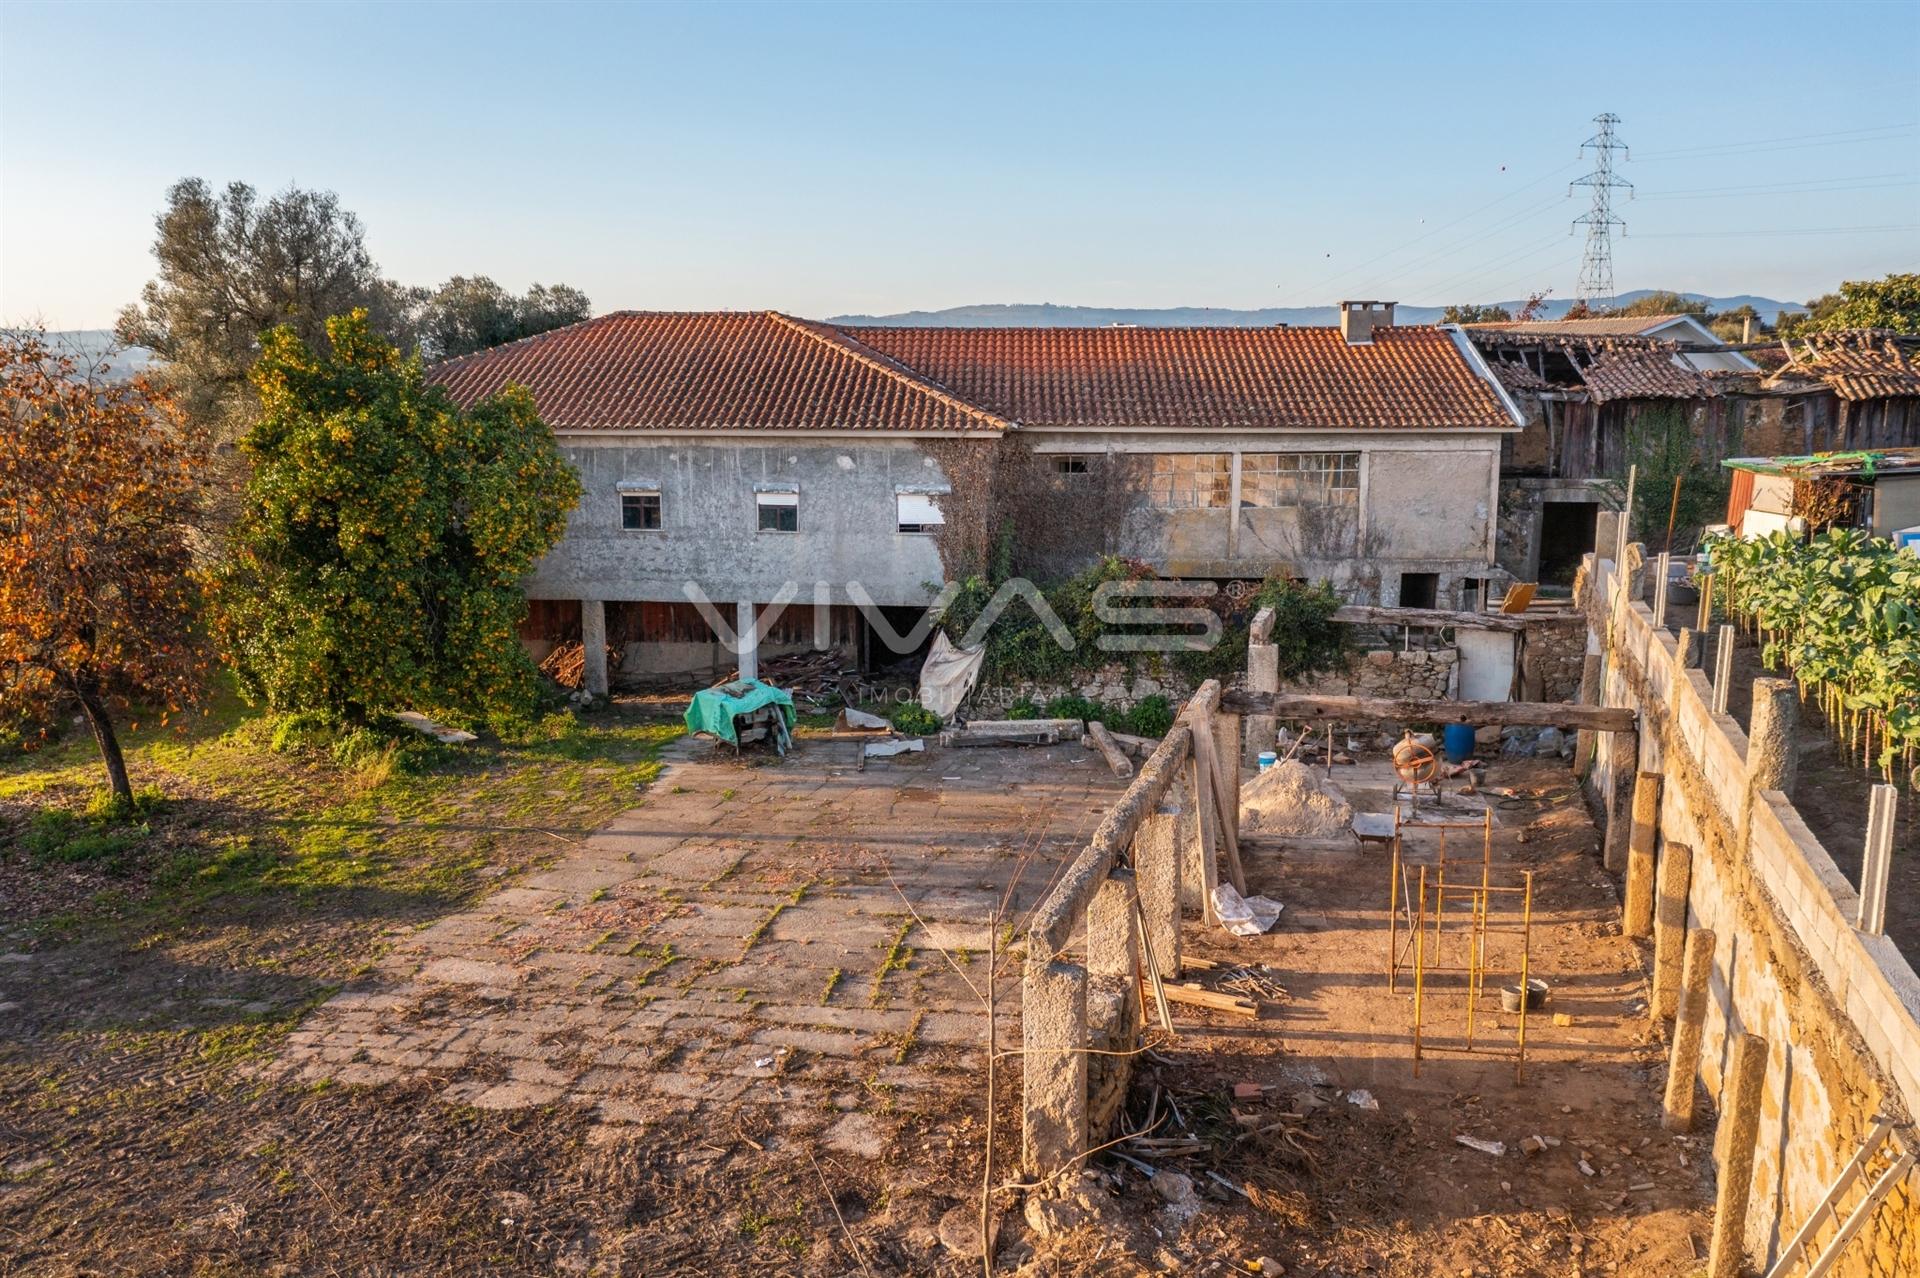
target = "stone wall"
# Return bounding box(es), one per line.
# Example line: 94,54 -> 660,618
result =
1522,620 -> 1586,704
968,647 -> 1452,718
1585,552 -> 1919,1278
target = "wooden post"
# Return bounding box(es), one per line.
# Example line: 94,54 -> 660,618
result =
1650,841 -> 1694,1022
1696,570 -> 1715,631
1184,756 -> 1221,921
1858,784 -> 1898,936
1624,772 -> 1663,937
1662,927 -> 1716,1131
1707,1032 -> 1770,1278
1711,625 -> 1736,716
1651,551 -> 1671,629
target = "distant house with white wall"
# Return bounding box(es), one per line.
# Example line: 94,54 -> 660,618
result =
429,303 -> 1523,687
1469,314 -> 1759,373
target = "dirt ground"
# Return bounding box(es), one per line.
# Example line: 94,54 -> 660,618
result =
1015,755 -> 1715,1277
2,705 -> 1714,1276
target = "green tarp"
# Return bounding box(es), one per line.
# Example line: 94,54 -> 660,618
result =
684,680 -> 797,745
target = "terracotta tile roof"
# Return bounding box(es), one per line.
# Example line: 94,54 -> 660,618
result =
1580,349 -> 1718,403
428,311 -> 1007,433
842,325 -> 1516,430
1770,331 -> 1920,400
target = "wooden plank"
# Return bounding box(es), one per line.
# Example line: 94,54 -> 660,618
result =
1329,604 -> 1582,634
1140,980 -> 1257,1017
1191,712 -> 1246,896
1219,690 -> 1636,733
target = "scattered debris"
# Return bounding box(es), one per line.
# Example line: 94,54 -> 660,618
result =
1211,882 -> 1285,937
392,711 -> 478,744
1455,1135 -> 1507,1157
864,738 -> 925,759
834,707 -> 890,733
1240,759 -> 1353,836
1346,1089 -> 1380,1111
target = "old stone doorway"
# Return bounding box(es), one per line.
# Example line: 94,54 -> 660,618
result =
1537,500 -> 1598,586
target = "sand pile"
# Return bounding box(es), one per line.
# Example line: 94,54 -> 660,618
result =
1241,759 -> 1353,836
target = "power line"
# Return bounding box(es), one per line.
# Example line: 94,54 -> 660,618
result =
1637,174 -> 1918,201
1347,192 -> 1571,299
1629,223 -> 1920,239
1290,159 -> 1582,300
1633,123 -> 1918,162
1571,113 -> 1632,307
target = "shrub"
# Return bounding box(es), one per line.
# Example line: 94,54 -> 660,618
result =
1006,696 -> 1040,721
1114,694 -> 1174,739
1042,695 -> 1104,724
22,785 -> 164,871
890,702 -> 943,736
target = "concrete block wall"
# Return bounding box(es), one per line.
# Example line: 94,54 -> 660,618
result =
1585,553 -> 1920,1277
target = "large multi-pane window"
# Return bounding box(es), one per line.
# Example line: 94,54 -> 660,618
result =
1147,454 -> 1232,509
1240,452 -> 1360,508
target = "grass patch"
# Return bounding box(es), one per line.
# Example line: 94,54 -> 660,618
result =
869,918 -> 914,1008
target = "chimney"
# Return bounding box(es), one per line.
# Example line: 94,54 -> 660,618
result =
1339,300 -> 1396,345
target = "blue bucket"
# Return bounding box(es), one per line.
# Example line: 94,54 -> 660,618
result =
1442,723 -> 1476,763
1257,751 -> 1278,771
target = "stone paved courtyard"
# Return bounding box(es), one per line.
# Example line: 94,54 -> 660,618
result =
274,733 -> 1125,1146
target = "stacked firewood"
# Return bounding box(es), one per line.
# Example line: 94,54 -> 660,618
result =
712,650 -> 858,707
539,641 -> 623,689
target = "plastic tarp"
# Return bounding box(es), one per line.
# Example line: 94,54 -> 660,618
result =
917,631 -> 985,720
684,679 -> 796,744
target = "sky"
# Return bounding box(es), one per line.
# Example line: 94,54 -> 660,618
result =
2,0 -> 1916,330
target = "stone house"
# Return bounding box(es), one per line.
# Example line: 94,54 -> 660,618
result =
429,304 -> 1525,689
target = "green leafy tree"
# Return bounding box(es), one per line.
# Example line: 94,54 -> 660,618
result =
1440,303 -> 1512,324
1709,304 -> 1764,342
1603,291 -> 1710,319
418,276 -> 592,360
114,179 -> 422,444
1780,272 -> 1920,336
207,312 -> 581,727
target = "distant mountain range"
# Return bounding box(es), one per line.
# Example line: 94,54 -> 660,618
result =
831,290 -> 1808,329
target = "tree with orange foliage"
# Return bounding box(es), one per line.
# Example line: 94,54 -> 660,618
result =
1,332 -> 211,802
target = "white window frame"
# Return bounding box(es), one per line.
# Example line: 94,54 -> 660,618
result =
756,488 -> 798,533
896,491 -> 945,534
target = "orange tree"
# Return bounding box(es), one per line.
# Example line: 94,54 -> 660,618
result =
206,311 -> 580,727
0,333 -> 210,802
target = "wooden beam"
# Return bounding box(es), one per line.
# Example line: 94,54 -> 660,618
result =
1219,690 -> 1636,733
1331,604 -> 1581,633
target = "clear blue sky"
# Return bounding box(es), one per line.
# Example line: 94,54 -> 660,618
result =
3,0 -> 1916,329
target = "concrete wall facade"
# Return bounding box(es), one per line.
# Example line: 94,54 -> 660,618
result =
966,647 -> 1455,718
1584,554 -> 1920,1277
1024,430 -> 1505,607
526,435 -> 958,608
